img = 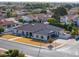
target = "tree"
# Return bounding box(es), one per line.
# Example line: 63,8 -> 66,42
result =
0,27 -> 4,34
66,24 -> 72,31
6,9 -> 16,18
52,14 -> 60,21
6,10 -> 12,18
0,49 -> 25,57
52,7 -> 68,20
55,7 -> 68,16
19,18 -> 25,23
48,39 -> 53,44
71,27 -> 78,37
48,18 -> 59,25
40,9 -> 47,14
48,39 -> 54,50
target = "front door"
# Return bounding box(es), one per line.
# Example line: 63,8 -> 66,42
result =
29,32 -> 32,38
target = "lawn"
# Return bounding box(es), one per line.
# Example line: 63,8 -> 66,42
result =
15,38 -> 46,47
15,37 -> 63,47
0,34 -> 65,48
0,35 -> 18,39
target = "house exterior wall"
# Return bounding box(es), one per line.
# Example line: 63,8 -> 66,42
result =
12,28 -> 65,41
32,33 -> 48,41
12,29 -> 22,35
17,30 -> 22,35
77,19 -> 79,26
12,29 -> 17,34
22,16 -> 33,22
60,16 -> 69,25
13,29 -> 48,41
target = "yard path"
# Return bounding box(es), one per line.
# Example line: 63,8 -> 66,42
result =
8,37 -> 22,41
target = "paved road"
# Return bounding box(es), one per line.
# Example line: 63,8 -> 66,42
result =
0,39 -> 78,57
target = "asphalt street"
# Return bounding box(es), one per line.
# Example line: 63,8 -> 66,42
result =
0,39 -> 78,57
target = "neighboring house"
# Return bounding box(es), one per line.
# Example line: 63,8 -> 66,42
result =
60,16 -> 69,24
15,10 -> 26,16
68,7 -> 79,15
75,16 -> 79,26
60,14 -> 79,25
16,13 -> 52,23
21,16 -> 33,22
12,23 -> 70,41
28,13 -> 52,22
0,18 -> 19,28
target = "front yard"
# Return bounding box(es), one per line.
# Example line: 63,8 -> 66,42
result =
15,38 -> 46,47
0,34 -> 17,39
0,34 -> 67,48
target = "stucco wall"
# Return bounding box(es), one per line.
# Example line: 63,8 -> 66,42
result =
12,29 -> 17,34
32,33 -> 48,41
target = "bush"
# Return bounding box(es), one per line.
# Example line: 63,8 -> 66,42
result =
0,49 -> 25,57
0,27 -> 4,34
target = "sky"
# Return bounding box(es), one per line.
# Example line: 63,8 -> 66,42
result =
0,0 -> 79,3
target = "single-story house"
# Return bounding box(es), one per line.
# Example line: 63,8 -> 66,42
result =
0,18 -> 19,28
27,13 -> 52,22
12,23 -> 71,41
15,10 -> 26,16
60,16 -> 69,24
60,14 -> 79,25
74,16 -> 79,26
21,16 -> 33,22
16,13 -> 52,23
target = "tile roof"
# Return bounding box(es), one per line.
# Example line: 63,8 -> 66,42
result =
34,29 -> 54,35
0,19 -> 17,26
15,23 -> 64,35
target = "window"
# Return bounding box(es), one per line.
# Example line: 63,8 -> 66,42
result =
26,32 -> 28,36
41,36 -> 44,39
36,35 -> 39,38
22,31 -> 24,35
29,32 -> 32,37
47,36 -> 49,40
